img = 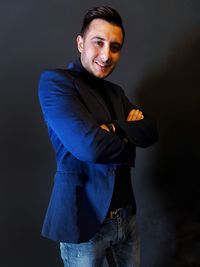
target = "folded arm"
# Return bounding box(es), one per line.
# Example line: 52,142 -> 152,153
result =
38,70 -> 136,164
100,86 -> 158,148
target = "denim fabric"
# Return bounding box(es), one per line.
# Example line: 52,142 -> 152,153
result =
60,209 -> 140,267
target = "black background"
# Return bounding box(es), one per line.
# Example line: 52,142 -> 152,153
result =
1,1 -> 200,266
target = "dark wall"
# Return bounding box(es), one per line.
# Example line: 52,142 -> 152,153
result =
1,1 -> 200,266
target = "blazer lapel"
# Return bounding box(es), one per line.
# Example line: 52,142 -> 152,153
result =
104,83 -> 125,121
65,59 -> 125,123
74,76 -> 112,123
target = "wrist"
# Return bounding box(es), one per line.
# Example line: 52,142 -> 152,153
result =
107,123 -> 115,132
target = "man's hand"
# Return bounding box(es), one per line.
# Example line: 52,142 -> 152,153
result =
127,109 -> 144,121
100,124 -> 110,132
100,123 -> 115,132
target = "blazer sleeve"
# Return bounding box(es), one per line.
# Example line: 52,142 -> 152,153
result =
38,70 -> 135,164
114,86 -> 158,148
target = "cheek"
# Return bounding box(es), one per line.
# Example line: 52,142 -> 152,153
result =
91,48 -> 99,59
86,44 -> 99,56
113,53 -> 121,63
84,47 -> 97,62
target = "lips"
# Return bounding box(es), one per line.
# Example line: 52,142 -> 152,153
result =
95,61 -> 111,70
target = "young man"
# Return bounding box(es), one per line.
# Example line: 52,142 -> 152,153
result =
38,6 -> 158,267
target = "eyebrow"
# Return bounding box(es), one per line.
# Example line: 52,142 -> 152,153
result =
91,36 -> 105,41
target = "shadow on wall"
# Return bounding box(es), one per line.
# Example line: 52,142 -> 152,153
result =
135,29 -> 200,266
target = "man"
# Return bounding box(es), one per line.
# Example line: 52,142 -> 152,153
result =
38,6 -> 158,267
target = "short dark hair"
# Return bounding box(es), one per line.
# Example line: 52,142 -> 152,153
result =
80,6 -> 125,43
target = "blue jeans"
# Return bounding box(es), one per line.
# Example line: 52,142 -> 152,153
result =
60,208 -> 140,267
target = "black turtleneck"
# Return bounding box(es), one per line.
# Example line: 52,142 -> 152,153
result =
69,59 -> 136,214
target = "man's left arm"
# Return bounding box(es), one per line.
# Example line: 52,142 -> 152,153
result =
102,86 -> 158,148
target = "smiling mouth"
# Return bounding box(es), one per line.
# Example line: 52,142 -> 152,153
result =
95,62 -> 111,69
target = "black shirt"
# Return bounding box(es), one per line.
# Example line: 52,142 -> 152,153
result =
74,59 -> 136,213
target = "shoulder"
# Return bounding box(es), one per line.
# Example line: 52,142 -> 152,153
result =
39,69 -> 73,83
38,69 -> 75,90
38,69 -> 76,100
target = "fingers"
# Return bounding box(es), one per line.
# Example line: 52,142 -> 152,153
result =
100,124 -> 110,132
127,109 -> 144,121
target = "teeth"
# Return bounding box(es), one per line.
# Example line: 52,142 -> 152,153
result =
97,63 -> 104,67
96,62 -> 107,68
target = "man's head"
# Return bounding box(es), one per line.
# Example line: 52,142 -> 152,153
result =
76,6 -> 125,79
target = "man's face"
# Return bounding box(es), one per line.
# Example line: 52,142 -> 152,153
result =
77,19 -> 123,79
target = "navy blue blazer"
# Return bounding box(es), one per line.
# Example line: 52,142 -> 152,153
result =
38,59 -> 158,243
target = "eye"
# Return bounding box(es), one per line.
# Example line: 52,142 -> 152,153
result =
95,40 -> 104,47
110,43 -> 121,53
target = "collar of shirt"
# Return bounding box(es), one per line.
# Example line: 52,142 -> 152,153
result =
67,58 -> 105,88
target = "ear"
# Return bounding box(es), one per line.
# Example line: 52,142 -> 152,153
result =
76,35 -> 84,53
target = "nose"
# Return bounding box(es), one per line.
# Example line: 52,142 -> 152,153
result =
100,45 -> 111,63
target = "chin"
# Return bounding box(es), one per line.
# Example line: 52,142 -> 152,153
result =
97,74 -> 108,79
95,70 -> 112,79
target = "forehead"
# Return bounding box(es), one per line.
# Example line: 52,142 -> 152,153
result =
85,18 -> 123,44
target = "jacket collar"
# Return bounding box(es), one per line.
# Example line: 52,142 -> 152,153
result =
67,58 -> 84,73
67,58 -> 105,85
